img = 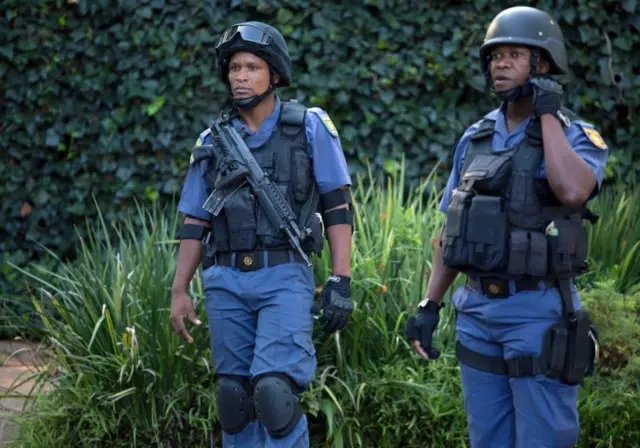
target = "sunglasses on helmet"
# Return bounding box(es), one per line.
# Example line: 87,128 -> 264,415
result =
216,24 -> 272,49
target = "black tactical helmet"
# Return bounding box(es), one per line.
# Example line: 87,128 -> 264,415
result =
215,21 -> 292,87
479,6 -> 568,75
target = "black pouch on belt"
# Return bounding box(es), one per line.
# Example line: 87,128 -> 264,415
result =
539,279 -> 599,385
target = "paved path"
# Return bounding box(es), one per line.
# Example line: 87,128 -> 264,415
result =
0,340 -> 51,446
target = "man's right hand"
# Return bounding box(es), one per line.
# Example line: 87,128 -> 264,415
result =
170,290 -> 201,344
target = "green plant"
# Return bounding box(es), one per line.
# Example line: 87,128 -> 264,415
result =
583,181 -> 640,294
4,166 -> 639,447
7,199 -> 218,447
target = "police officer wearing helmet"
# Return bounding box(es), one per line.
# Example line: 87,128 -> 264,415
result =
170,21 -> 354,447
405,6 -> 609,447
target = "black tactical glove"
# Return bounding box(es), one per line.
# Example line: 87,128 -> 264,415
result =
404,300 -> 443,360
311,274 -> 353,336
528,75 -> 563,118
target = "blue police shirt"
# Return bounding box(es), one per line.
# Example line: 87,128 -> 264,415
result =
178,96 -> 352,221
439,106 -> 610,214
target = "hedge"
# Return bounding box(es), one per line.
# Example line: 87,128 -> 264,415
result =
1,0 -> 639,296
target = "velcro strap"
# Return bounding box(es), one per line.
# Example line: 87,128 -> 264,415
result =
178,224 -> 208,240
456,341 -> 548,377
323,208 -> 354,228
505,356 -> 548,377
320,188 -> 352,211
456,341 -> 508,375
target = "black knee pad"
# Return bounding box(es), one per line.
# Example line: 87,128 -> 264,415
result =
215,375 -> 254,434
253,373 -> 303,438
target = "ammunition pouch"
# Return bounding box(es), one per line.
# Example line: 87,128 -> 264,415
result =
442,129 -> 590,280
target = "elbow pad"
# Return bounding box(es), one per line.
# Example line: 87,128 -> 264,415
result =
320,188 -> 354,229
178,223 -> 209,240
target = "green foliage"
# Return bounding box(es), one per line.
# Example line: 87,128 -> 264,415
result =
1,0 -> 639,299
580,181 -> 640,294
581,282 -> 640,378
7,201 -> 218,446
4,167 -> 639,447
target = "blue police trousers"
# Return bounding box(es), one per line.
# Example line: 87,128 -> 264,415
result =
452,280 -> 582,448
203,257 -> 316,448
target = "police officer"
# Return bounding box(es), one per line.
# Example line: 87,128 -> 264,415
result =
405,7 -> 609,447
169,21 -> 354,447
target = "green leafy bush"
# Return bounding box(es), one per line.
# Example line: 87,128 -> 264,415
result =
5,166 -> 639,447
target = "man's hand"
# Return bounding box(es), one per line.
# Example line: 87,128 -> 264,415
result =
405,300 -> 443,360
311,274 -> 353,336
170,290 -> 201,344
529,75 -> 563,118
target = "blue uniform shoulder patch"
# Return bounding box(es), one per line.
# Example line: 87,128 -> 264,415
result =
309,108 -> 339,138
190,128 -> 211,164
576,122 -> 607,150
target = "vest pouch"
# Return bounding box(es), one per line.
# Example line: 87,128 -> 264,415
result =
466,195 -> 508,271
291,148 -> 312,202
508,230 -> 548,277
547,216 -> 586,276
211,216 -> 230,253
222,185 -> 257,251
540,310 -> 598,385
256,183 -> 290,248
442,189 -> 472,268
462,154 -> 512,194
302,212 -> 325,255
507,230 -> 528,276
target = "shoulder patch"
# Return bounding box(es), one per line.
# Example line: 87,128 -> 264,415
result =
320,114 -> 339,137
579,124 -> 608,150
190,130 -> 209,164
309,107 -> 339,137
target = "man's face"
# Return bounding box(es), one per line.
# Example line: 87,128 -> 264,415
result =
227,52 -> 277,98
488,45 -> 549,92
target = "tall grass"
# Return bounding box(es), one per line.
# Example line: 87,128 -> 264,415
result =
6,200 -> 217,447
3,165 -> 639,447
585,181 -> 640,294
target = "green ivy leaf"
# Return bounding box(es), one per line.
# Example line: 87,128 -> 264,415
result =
146,97 -> 166,116
276,8 -> 294,24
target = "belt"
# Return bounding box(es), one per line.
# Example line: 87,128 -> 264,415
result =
466,276 -> 557,299
203,250 -> 308,271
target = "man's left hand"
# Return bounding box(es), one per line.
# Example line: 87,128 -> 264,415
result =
311,274 -> 353,336
529,75 -> 563,118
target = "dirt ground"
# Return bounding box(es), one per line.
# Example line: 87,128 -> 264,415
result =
0,340 -> 51,446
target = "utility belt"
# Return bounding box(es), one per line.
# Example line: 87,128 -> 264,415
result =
456,276 -> 600,386
202,247 -> 309,272
466,276 -> 557,299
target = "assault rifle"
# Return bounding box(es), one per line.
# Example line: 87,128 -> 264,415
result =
192,122 -> 313,267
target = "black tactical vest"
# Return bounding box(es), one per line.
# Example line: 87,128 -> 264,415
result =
441,113 -> 591,280
205,100 -> 324,255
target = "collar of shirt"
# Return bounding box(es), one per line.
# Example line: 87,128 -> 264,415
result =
483,102 -> 535,152
230,96 -> 282,149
